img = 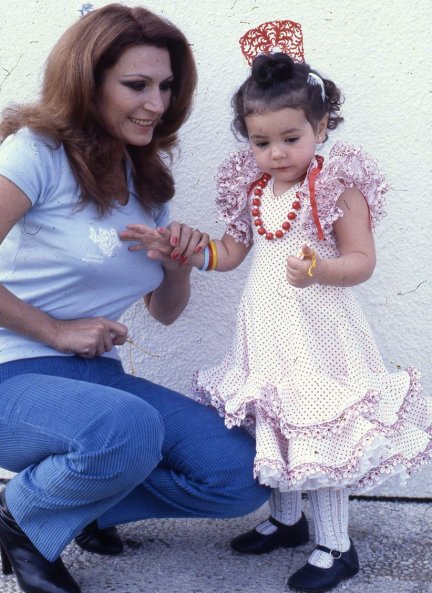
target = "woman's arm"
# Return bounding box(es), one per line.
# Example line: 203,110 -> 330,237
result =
144,265 -> 192,325
120,221 -> 201,324
142,231 -> 251,324
286,187 -> 376,288
0,176 -> 56,344
0,175 -> 128,356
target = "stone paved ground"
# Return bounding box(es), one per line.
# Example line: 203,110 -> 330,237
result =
1,498 -> 432,593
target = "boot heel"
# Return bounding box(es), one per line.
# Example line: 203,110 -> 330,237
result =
0,543 -> 13,575
0,490 -> 81,592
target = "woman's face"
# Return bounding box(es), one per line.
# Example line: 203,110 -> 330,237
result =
97,45 -> 173,146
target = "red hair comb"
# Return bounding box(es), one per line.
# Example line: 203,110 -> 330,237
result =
239,20 -> 305,66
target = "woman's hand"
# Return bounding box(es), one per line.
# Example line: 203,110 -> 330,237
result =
286,244 -> 319,288
52,317 -> 128,358
166,221 -> 209,265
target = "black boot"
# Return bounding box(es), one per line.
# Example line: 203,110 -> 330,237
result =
0,491 -> 81,593
74,521 -> 123,556
230,513 -> 309,554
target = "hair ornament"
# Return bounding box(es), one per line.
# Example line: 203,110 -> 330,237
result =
79,3 -> 94,17
307,72 -> 326,102
239,20 -> 305,66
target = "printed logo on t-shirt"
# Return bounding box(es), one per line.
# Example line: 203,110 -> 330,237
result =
82,225 -> 121,263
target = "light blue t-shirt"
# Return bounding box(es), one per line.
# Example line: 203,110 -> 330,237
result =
0,128 -> 170,363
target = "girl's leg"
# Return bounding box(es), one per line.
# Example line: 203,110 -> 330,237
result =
0,372 -> 164,561
266,488 -> 303,527
96,373 -> 269,527
308,488 -> 350,567
287,487 -> 358,591
230,488 -> 309,554
252,488 -> 303,535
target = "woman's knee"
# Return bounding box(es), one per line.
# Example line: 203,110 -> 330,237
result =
70,394 -> 164,487
214,434 -> 270,516
229,477 -> 270,516
183,426 -> 269,516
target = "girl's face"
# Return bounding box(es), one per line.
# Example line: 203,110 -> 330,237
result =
246,107 -> 327,195
97,45 -> 173,146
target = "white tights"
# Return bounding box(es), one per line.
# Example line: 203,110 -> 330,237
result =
255,489 -> 302,535
262,487 -> 350,568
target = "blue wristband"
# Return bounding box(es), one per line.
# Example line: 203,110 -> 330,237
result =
198,246 -> 210,271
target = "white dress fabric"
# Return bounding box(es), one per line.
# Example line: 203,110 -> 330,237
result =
191,141 -> 432,493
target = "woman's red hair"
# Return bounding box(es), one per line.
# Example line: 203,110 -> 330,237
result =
0,4 -> 197,213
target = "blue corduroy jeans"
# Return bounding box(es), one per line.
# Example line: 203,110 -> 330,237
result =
0,356 -> 268,561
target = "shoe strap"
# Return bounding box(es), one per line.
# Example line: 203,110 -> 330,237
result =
268,516 -> 284,529
315,542 -> 358,570
268,514 -> 303,529
315,544 -> 342,559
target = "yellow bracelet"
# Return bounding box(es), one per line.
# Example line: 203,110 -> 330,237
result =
209,240 -> 218,271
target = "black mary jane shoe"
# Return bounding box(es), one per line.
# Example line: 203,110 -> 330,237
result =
230,513 -> 309,554
0,491 -> 81,593
74,521 -> 124,556
287,540 -> 359,592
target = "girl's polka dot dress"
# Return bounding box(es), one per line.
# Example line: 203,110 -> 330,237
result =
192,141 -> 432,493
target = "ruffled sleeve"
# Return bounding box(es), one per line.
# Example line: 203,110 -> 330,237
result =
298,141 -> 389,244
215,148 -> 262,246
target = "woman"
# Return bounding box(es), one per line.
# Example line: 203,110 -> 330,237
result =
0,5 -> 268,593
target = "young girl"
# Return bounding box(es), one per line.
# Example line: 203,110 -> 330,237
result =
122,45 -> 432,593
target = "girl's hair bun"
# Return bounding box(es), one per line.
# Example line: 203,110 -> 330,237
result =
251,53 -> 295,88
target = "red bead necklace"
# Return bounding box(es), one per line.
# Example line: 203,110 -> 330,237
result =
251,174 -> 301,240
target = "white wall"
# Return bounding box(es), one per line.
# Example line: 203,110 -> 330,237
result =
1,0 -> 431,495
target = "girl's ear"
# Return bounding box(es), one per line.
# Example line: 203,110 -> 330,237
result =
316,115 -> 328,142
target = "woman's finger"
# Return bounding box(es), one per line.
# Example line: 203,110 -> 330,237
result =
168,221 -> 181,247
193,232 -> 210,254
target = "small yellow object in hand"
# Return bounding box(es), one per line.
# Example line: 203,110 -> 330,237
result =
297,245 -> 317,277
307,251 -> 317,277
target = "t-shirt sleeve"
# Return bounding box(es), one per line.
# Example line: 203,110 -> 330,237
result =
0,129 -> 57,205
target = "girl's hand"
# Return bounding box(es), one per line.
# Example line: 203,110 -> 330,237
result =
119,224 -> 173,255
52,317 -> 128,358
286,244 -> 319,288
119,222 -> 209,267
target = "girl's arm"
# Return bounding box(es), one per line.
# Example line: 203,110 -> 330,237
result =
189,232 -> 252,271
286,187 -> 376,288
0,176 -> 128,356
